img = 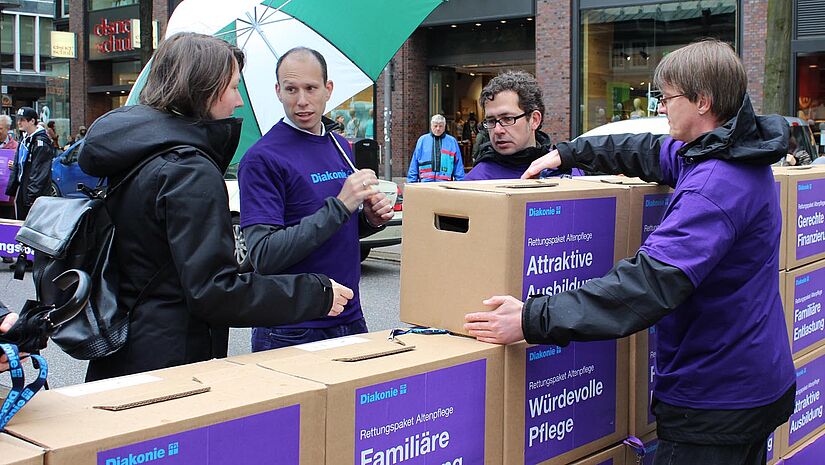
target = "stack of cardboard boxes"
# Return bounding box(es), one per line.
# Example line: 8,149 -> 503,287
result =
399,178 -> 669,465
773,166 -> 825,463
1,170 -> 820,465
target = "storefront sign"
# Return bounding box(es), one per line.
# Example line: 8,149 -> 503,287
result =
50,31 -> 76,59
87,5 -> 141,61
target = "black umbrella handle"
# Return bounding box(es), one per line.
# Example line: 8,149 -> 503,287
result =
46,270 -> 91,328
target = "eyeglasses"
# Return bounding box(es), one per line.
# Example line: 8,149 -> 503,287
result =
482,112 -> 529,129
658,94 -> 686,108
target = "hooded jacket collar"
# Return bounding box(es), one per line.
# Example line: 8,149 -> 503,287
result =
79,105 -> 242,177
677,94 -> 788,166
475,129 -> 554,168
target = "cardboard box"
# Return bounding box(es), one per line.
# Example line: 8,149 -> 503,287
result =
768,427 -> 784,465
3,359 -> 326,464
574,176 -> 673,258
504,338 -> 629,465
628,327 -> 656,437
773,166 -> 825,270
400,179 -> 629,335
623,431 -> 657,465
782,259 -> 825,359
569,443 -> 625,465
779,429 -> 825,465
0,434 -> 43,465
779,344 -> 825,453
231,331 -> 504,465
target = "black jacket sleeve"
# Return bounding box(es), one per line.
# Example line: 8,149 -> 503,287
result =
243,197 -> 351,274
557,133 -> 667,183
156,156 -> 333,327
358,210 -> 386,239
25,134 -> 54,205
522,251 -> 694,346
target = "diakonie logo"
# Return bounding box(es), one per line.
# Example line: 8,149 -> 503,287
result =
360,383 -> 408,405
104,442 -> 179,465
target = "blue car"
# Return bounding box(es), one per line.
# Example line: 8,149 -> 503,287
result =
50,140 -> 101,198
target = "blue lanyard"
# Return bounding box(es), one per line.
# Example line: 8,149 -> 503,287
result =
0,343 -> 47,430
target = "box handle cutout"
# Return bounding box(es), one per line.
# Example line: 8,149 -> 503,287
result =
435,214 -> 469,233
332,345 -> 415,362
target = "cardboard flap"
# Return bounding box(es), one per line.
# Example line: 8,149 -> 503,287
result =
92,378 -> 210,411
598,178 -> 651,186
439,179 -> 559,193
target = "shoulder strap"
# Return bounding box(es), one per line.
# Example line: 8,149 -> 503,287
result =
104,145 -> 194,197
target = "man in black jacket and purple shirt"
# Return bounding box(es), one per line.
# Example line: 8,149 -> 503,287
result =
464,39 -> 795,465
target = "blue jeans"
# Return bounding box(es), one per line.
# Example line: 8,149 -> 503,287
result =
653,437 -> 767,465
251,318 -> 369,352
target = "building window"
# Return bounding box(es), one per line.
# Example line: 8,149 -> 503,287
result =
579,0 -> 737,134
61,0 -> 70,19
88,0 -> 138,12
19,15 -> 35,71
1,14 -> 14,69
40,18 -> 52,72
796,52 -> 825,152
112,59 -> 140,86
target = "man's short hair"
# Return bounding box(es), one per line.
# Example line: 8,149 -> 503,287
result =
0,115 -> 12,129
480,71 -> 545,128
276,47 -> 328,83
653,39 -> 746,124
431,114 -> 446,125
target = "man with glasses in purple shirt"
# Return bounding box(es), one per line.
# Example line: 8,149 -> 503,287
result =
465,39 -> 795,465
239,47 -> 394,350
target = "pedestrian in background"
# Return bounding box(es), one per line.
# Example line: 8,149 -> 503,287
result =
0,115 -> 18,151
407,114 -> 464,183
465,39 -> 794,465
6,107 -> 54,220
78,33 -> 352,381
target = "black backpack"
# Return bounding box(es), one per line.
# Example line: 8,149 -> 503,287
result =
13,146 -> 185,359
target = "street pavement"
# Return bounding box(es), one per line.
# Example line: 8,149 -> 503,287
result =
0,250 -> 404,389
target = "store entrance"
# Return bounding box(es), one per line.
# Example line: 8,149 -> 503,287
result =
429,64 -> 535,165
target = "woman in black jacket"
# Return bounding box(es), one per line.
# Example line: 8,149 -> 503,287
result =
78,33 -> 351,381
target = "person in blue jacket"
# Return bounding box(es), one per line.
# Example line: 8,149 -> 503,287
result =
465,39 -> 794,465
407,114 -> 464,182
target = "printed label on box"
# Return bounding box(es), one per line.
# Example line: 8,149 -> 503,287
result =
791,267 -> 825,354
522,198 -> 617,300
795,178 -> 825,261
789,354 -> 824,445
596,460 -> 613,465
766,431 -> 774,461
647,326 -> 657,425
523,340 -> 617,465
641,193 -> 672,244
355,359 -> 486,465
97,404 -> 300,465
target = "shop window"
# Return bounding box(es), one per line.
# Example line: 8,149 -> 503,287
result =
112,60 -> 140,86
325,86 -> 375,141
579,0 -> 737,134
796,52 -> 825,154
1,14 -> 13,69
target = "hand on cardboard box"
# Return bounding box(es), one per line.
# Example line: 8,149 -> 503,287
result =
521,149 -> 562,179
464,296 -> 525,344
328,279 -> 353,317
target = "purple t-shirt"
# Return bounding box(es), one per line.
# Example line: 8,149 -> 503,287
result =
640,137 -> 795,409
464,160 -> 526,180
238,121 -> 362,328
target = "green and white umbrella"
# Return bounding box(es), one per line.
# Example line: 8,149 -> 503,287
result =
127,0 -> 444,164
